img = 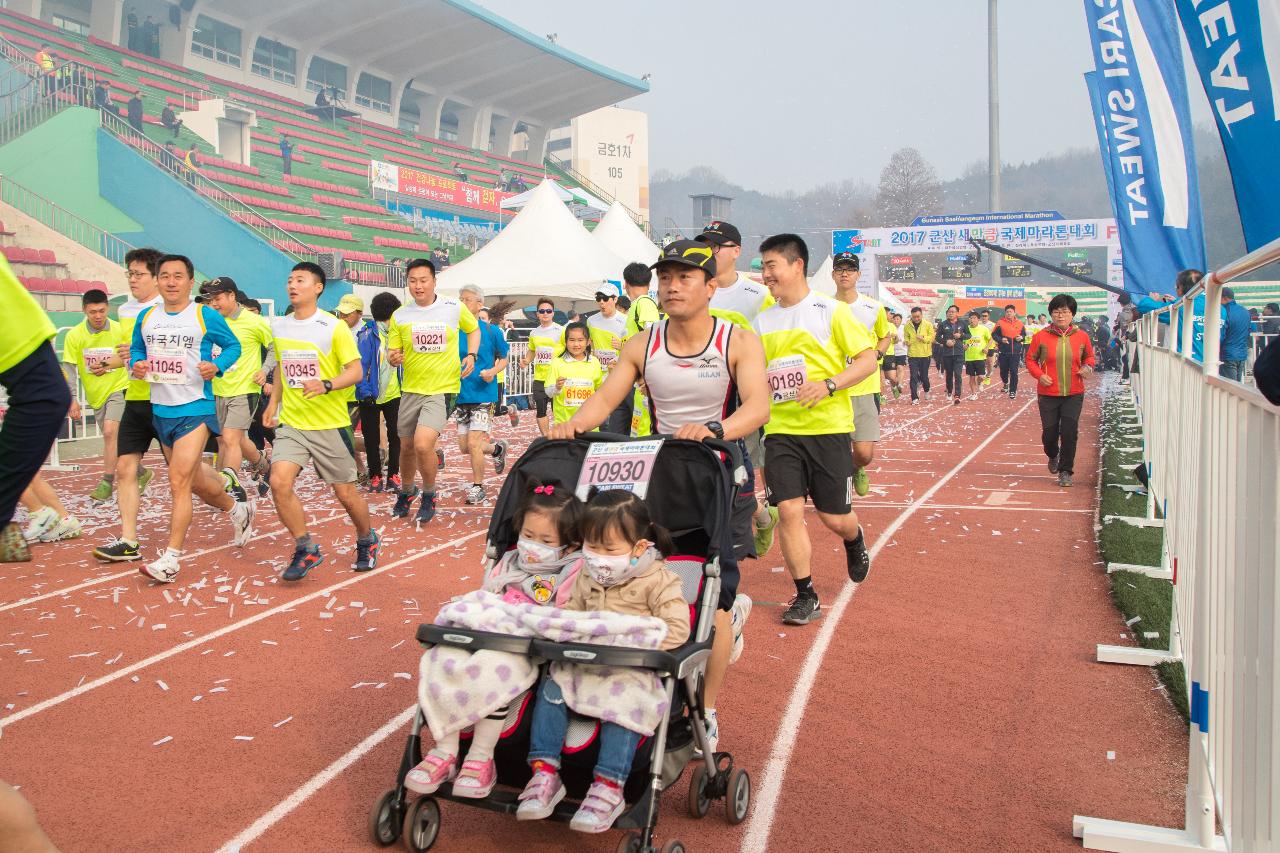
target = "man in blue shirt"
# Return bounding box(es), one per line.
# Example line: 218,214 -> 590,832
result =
1219,287 -> 1252,381
454,285 -> 509,505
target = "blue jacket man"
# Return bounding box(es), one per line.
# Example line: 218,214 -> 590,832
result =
1219,288 -> 1252,380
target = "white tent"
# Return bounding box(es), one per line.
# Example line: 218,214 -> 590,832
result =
499,181 -> 611,214
436,179 -> 624,303
591,203 -> 659,266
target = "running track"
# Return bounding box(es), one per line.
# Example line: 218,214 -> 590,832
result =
0,376 -> 1188,852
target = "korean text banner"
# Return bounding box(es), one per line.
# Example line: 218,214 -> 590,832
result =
368,161 -> 512,215
1083,0 -> 1207,296
1176,0 -> 1280,251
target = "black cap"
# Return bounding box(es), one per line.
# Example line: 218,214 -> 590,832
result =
197,276 -> 238,301
695,221 -> 742,247
651,239 -> 717,277
833,251 -> 860,270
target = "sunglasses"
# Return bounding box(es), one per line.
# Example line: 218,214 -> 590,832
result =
536,308 -> 555,314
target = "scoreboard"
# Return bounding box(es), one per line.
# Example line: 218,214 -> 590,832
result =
1000,263 -> 1032,278
941,266 -> 973,280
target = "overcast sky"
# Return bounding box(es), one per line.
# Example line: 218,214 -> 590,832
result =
477,0 -> 1213,193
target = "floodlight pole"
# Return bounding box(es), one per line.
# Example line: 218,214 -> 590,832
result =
989,0 -> 1002,290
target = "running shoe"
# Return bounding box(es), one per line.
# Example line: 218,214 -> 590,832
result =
1008,391 -> 1016,400
392,486 -> 419,518
1048,454 -> 1059,474
388,474 -> 402,492
368,474 -> 383,493
1,523 -> 31,562
910,399 -> 919,406
89,478 -> 114,503
356,470 -> 370,489
354,530 -> 380,572
39,515 -> 82,543
729,594 -> 752,664
282,543 -> 323,581
845,527 -> 871,583
255,462 -> 272,498
415,491 -> 438,524
436,448 -> 445,469
22,506 -> 59,543
891,385 -> 900,400
852,467 -> 870,497
492,439 -> 509,474
464,484 -> 484,505
93,539 -> 141,562
137,466 -> 154,494
953,396 -> 961,405
516,771 -> 566,821
1058,472 -> 1073,488
230,499 -> 255,546
140,552 -> 180,583
508,407 -> 519,428
221,467 -> 248,503
568,781 -> 625,833
753,506 -> 779,557
1001,384 -> 1008,393
704,708 -> 719,754
781,593 -> 821,625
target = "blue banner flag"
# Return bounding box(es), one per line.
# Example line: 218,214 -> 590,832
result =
1175,0 -> 1280,250
1083,0 -> 1207,295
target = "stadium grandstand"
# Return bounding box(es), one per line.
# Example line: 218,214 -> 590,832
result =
0,0 -> 648,315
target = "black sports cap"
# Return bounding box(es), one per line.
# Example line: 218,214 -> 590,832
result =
833,251 -> 861,270
695,220 -> 742,247
197,276 -> 238,301
651,239 -> 717,277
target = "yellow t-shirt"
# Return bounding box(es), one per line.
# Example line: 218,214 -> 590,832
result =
624,294 -> 661,340
61,318 -> 129,410
630,387 -> 651,437
271,310 -> 361,430
964,324 -> 994,361
0,258 -> 56,374
845,294 -> 892,397
585,311 -> 627,373
389,296 -> 478,395
118,293 -> 163,401
546,354 -> 603,427
213,308 -> 274,398
753,290 -> 877,436
527,322 -> 564,383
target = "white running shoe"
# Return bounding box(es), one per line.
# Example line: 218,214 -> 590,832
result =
704,708 -> 719,754
39,515 -> 83,543
141,552 -> 180,583
22,507 -> 59,543
464,484 -> 484,505
230,499 -> 256,546
729,594 -> 752,664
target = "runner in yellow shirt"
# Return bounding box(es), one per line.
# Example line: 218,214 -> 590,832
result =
263,262 -> 378,580
752,234 -> 878,625
545,322 -> 603,429
519,297 -> 564,438
387,258 -> 479,524
964,311 -> 995,399
622,263 -> 661,340
587,289 -> 628,433
61,287 -> 129,503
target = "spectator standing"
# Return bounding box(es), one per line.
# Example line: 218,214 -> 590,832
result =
34,44 -> 56,96
1219,287 -> 1252,381
1025,294 -> 1096,488
279,133 -> 294,176
94,80 -> 120,117
126,8 -> 139,51
143,16 -> 160,58
126,92 -> 144,133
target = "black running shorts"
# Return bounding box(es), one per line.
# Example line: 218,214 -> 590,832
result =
763,432 -> 854,515
116,399 -> 157,457
965,361 -> 986,376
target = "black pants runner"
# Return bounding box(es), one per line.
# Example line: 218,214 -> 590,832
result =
358,397 -> 401,479
908,356 -> 932,401
1038,393 -> 1084,475
944,357 -> 965,397
998,351 -> 1020,394
0,343 -> 70,528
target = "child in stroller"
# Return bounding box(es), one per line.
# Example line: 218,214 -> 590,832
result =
371,434 -> 752,853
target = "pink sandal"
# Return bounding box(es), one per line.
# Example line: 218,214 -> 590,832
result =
450,758 -> 497,799
404,752 -> 456,794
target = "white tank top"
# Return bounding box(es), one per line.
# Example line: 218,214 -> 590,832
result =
139,302 -> 209,409
640,317 -> 736,433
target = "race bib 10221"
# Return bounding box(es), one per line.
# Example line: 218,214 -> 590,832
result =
411,322 -> 448,354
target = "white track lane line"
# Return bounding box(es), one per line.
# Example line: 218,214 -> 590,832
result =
739,396 -> 1035,853
216,704 -> 418,853
0,529 -> 486,729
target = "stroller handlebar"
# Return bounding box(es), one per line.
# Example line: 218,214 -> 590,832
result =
564,432 -> 748,487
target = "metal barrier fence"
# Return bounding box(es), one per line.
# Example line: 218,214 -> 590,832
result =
1074,236 -> 1280,852
504,341 -> 531,397
0,173 -> 135,264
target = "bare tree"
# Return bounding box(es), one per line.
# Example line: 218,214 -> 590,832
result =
873,147 -> 942,226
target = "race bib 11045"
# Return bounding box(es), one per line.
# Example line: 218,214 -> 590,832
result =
147,347 -> 188,385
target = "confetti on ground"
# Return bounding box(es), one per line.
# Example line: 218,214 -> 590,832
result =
273,716 -> 293,728
156,680 -> 169,691
1106,751 -> 1116,760
1125,615 -> 1142,627
152,736 -> 172,746
233,735 -> 254,741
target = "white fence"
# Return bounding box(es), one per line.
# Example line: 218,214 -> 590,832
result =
1075,238 -> 1280,852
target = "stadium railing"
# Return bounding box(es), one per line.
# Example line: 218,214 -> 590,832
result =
1074,235 -> 1280,853
545,151 -> 645,229
0,173 -> 134,266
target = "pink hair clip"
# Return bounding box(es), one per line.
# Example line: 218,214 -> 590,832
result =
534,485 -> 555,495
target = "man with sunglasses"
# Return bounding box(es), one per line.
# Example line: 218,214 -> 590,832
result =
519,297 -> 563,438
587,289 -> 628,433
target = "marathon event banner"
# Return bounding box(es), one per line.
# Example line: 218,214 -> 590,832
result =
369,160 -> 512,215
1083,0 -> 1207,296
1175,0 -> 1280,251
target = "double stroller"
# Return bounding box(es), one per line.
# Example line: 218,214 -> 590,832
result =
369,434 -> 752,853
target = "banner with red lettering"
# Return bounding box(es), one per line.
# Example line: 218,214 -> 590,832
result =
369,160 -> 513,215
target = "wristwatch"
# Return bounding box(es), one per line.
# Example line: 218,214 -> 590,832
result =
705,421 -> 725,440
321,379 -> 333,394
824,379 -> 838,397
464,352 -> 477,361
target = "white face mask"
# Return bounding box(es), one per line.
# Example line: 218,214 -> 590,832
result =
517,538 -> 563,566
582,546 -> 654,588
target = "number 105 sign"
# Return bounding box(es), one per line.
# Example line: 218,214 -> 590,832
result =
575,439 -> 665,501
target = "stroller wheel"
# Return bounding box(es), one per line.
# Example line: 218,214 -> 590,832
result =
368,789 -> 402,846
726,767 -> 751,825
615,831 -> 644,853
661,841 -> 687,853
687,762 -> 711,819
402,796 -> 441,852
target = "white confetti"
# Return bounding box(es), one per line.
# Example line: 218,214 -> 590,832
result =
273,716 -> 293,728
156,680 -> 169,691
1106,750 -> 1116,760
1125,615 -> 1142,626
153,736 -> 173,746
233,735 -> 254,741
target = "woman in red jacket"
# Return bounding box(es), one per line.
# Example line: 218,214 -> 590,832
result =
1025,293 -> 1096,487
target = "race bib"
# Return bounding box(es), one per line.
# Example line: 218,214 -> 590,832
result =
576,439 -> 665,501
83,347 -> 114,371
766,355 -> 807,403
596,348 -> 618,370
412,322 -> 447,354
630,394 -> 648,437
561,378 -> 594,409
533,346 -> 554,366
281,349 -> 320,389
147,346 -> 188,385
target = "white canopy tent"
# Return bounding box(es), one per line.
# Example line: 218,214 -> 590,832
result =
499,181 -> 611,215
435,179 -> 623,305
591,203 -> 659,266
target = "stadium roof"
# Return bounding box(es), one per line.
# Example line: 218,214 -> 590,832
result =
202,0 -> 648,124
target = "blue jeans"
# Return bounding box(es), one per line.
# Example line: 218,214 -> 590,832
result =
1219,360 -> 1245,381
528,678 -> 642,784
